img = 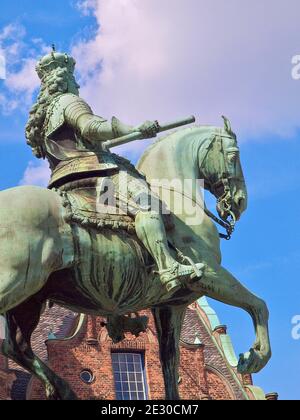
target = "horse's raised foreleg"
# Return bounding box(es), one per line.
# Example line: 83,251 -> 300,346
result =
152,304 -> 186,400
190,263 -> 271,374
2,298 -> 77,400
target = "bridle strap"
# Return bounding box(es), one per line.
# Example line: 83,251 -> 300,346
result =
151,182 -> 235,242
204,207 -> 234,241
200,130 -> 236,240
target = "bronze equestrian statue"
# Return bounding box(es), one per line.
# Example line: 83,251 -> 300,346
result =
0,50 -> 271,400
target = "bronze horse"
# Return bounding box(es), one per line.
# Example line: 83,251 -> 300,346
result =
0,123 -> 271,400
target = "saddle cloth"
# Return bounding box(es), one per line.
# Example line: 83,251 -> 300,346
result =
57,176 -> 174,234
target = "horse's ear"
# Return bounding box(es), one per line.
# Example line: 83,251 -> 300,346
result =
222,116 -> 232,133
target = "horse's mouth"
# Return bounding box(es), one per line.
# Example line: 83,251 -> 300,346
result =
216,201 -> 240,224
216,198 -> 229,221
216,188 -> 245,222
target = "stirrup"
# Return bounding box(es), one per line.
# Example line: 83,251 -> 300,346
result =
156,261 -> 204,293
180,255 -> 203,279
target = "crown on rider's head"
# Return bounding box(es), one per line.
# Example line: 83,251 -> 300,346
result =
36,45 -> 76,80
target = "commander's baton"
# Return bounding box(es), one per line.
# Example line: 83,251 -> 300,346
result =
102,115 -> 196,150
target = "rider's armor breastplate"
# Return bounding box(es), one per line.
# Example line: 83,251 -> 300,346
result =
44,94 -> 118,188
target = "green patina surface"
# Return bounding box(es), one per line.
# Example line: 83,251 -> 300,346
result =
0,49 -> 271,400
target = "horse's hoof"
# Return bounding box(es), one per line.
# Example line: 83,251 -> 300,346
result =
237,348 -> 271,374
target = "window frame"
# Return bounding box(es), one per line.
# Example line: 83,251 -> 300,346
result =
111,351 -> 148,400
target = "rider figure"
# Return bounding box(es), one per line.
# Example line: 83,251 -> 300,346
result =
25,49 -> 204,295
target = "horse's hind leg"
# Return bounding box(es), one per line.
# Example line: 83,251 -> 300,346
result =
2,298 -> 77,400
152,304 -> 187,400
190,263 -> 271,374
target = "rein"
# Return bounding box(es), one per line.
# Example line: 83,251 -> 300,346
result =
204,206 -> 235,241
150,181 -> 236,241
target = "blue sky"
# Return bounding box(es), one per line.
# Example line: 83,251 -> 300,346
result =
1,0 -> 300,400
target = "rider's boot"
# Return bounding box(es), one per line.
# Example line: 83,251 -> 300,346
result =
135,211 -> 205,295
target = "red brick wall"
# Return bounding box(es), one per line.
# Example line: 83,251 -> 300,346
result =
27,309 -> 247,400
0,340 -> 6,371
0,339 -> 15,400
206,368 -> 234,400
194,306 -> 247,400
29,314 -> 164,400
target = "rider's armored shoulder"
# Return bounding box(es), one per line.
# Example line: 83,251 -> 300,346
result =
46,93 -> 93,138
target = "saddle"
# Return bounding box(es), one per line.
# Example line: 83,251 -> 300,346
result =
56,177 -> 134,233
56,176 -> 174,234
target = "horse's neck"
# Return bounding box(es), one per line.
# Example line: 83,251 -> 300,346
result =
139,128 -> 201,182
139,128 -> 213,206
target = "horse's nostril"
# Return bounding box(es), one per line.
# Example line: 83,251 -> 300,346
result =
235,197 -> 244,209
238,197 -> 247,210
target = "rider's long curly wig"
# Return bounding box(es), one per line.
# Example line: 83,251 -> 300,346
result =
25,66 -> 79,159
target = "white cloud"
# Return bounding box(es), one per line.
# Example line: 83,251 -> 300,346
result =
76,0 -> 97,16
0,23 -> 24,40
72,0 -> 300,142
20,160 -> 50,187
0,23 -> 26,69
0,50 -> 6,80
5,57 -> 39,97
0,23 -> 46,114
2,1 -> 300,149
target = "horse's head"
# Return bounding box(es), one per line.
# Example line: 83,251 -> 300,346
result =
200,117 -> 247,225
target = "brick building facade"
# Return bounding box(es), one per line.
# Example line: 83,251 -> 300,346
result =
0,299 -> 273,400
0,316 -> 15,399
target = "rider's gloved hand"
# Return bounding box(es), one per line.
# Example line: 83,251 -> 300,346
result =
136,120 -> 160,138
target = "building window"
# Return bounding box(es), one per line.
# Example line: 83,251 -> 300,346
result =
80,369 -> 94,384
112,352 -> 148,400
